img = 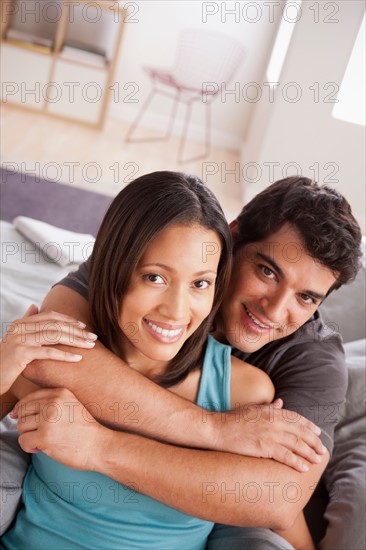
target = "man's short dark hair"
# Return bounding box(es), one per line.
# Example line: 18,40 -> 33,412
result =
234,176 -> 362,291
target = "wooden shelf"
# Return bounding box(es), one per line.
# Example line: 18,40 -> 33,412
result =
0,0 -> 126,129
2,38 -> 53,56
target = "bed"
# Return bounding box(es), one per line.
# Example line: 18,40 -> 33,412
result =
1,168 -> 112,333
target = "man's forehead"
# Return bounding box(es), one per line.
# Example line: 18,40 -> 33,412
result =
247,240 -> 306,265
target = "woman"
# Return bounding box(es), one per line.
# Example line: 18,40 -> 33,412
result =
1,172 -> 275,549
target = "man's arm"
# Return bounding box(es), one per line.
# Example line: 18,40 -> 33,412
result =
14,387 -> 329,529
95,431 -> 329,529
24,285 -> 217,449
24,285 -> 324,470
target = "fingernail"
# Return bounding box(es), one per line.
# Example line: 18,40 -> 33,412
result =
314,425 -> 321,435
77,321 -> 87,328
321,444 -> 327,454
85,341 -> 95,347
302,463 -> 309,472
72,354 -> 83,360
86,332 -> 98,340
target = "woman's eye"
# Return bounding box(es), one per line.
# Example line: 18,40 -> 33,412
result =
144,273 -> 164,284
193,280 -> 211,289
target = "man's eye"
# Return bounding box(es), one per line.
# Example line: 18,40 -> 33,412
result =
144,274 -> 164,284
193,280 -> 211,289
300,293 -> 316,305
260,265 -> 275,278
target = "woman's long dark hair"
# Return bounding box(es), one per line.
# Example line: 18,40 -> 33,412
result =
89,171 -> 232,387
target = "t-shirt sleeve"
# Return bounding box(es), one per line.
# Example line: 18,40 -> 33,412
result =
269,339 -> 347,455
53,260 -> 90,300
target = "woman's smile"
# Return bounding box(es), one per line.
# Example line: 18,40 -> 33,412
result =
143,318 -> 188,343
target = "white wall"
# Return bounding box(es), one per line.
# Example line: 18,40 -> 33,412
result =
242,1 -> 365,232
110,0 -> 284,149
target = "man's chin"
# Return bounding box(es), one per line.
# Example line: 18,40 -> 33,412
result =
225,329 -> 276,353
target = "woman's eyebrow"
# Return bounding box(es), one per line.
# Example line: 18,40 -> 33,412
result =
140,263 -> 174,271
139,263 -> 217,276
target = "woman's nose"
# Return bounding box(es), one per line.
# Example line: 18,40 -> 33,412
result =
160,286 -> 189,321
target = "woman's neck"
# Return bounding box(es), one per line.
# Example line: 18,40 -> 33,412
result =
119,340 -> 169,381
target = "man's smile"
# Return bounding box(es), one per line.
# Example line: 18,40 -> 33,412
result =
242,304 -> 278,332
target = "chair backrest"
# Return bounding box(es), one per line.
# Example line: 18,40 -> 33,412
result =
171,29 -> 245,91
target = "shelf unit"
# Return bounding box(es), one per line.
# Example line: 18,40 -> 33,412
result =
0,0 -> 126,129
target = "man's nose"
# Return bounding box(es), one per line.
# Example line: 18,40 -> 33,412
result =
260,289 -> 291,325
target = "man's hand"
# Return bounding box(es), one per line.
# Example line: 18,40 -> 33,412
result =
12,388 -> 110,471
213,399 -> 326,473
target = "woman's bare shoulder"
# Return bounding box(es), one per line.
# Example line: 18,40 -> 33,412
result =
230,355 -> 275,408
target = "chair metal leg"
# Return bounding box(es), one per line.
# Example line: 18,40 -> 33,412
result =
178,101 -> 211,164
126,87 -> 181,143
165,90 -> 180,139
177,101 -> 192,163
125,87 -> 157,142
205,101 -> 211,158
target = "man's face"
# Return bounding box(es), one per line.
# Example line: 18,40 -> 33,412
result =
218,223 -> 338,353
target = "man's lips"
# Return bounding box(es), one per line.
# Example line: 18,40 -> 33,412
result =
242,305 -> 279,332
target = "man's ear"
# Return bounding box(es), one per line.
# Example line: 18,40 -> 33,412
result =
229,220 -> 239,244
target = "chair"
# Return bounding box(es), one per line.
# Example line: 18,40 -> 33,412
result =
125,30 -> 245,163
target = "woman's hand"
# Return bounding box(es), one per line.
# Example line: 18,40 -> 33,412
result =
11,388 -> 110,471
212,399 -> 327,473
0,305 -> 98,395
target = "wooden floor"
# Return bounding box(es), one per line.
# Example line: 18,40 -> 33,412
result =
1,104 -> 243,221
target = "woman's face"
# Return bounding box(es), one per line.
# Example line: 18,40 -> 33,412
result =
118,223 -> 222,377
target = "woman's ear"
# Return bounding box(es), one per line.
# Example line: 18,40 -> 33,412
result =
229,220 -> 239,244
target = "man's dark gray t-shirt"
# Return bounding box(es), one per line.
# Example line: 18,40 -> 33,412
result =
58,261 -> 347,455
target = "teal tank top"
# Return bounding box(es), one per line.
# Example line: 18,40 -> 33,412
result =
2,336 -> 231,550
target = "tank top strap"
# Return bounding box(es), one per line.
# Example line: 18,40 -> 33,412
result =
196,335 -> 231,413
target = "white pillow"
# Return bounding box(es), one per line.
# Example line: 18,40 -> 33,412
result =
13,216 -> 95,267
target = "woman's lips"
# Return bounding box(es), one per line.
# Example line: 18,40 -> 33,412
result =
143,318 -> 188,343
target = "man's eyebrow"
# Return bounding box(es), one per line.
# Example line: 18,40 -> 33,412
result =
256,253 -> 326,300
301,289 -> 326,300
140,263 -> 217,276
256,252 -> 285,278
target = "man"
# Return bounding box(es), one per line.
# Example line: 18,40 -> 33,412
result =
7,177 -> 364,548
